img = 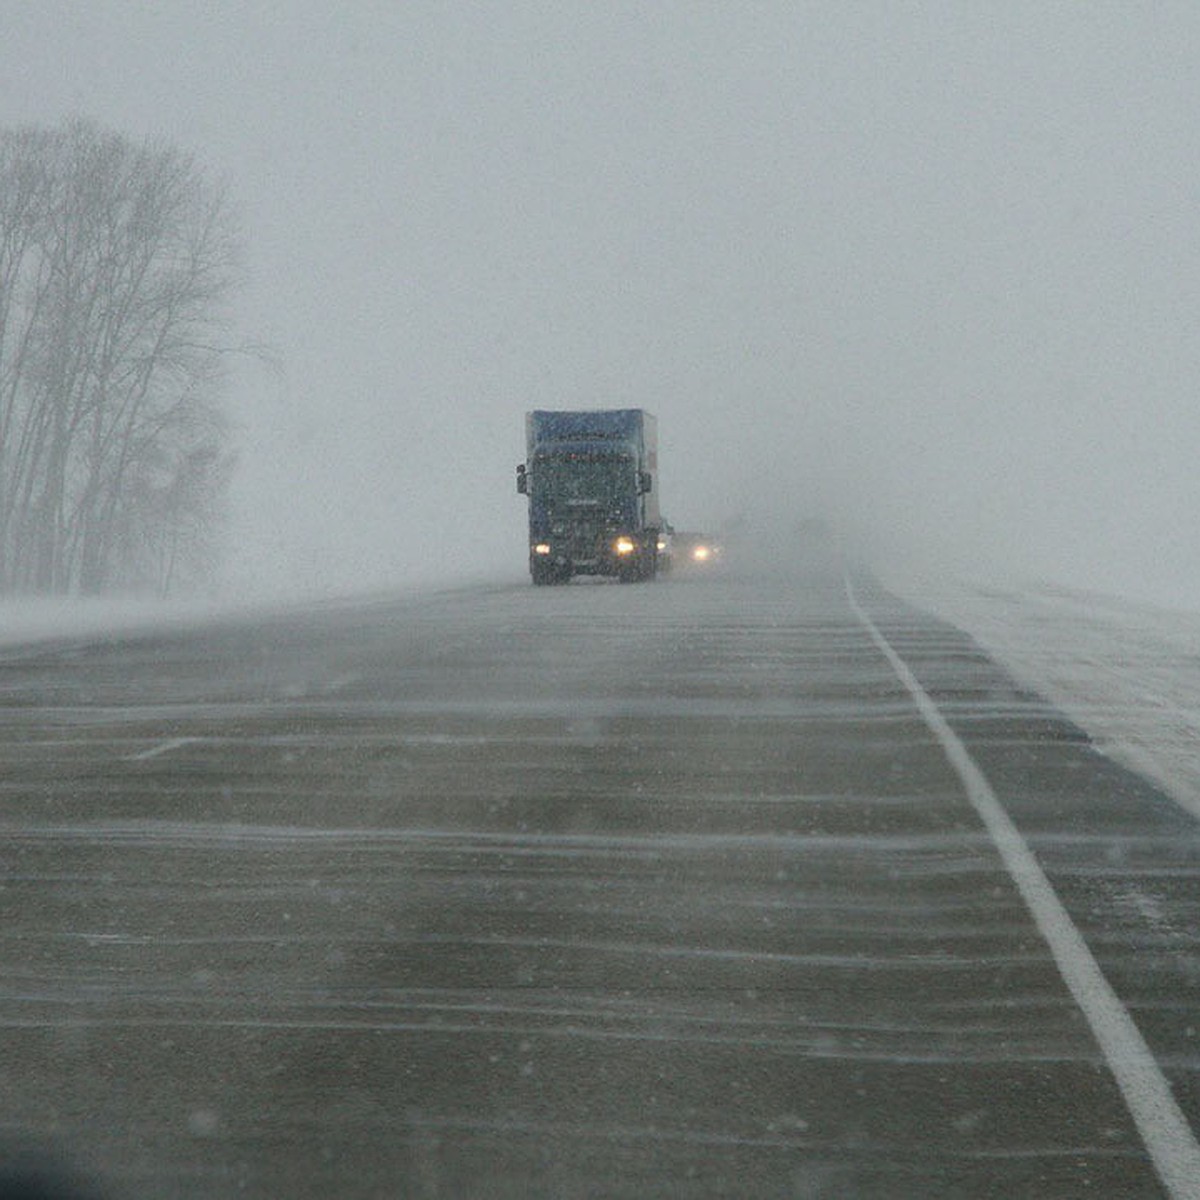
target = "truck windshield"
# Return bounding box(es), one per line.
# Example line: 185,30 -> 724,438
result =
533,455 -> 632,504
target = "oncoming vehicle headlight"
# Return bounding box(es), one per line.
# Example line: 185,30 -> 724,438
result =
533,543 -> 552,556
656,539 -> 667,551
614,537 -> 636,556
692,544 -> 711,562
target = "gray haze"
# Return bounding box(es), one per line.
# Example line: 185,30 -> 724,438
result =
4,3 -> 1199,604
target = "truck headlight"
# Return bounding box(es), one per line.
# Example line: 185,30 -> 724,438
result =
614,537 -> 636,556
533,543 -> 552,555
692,544 -> 711,562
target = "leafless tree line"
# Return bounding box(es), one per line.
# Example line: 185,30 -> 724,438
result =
0,119 -> 241,595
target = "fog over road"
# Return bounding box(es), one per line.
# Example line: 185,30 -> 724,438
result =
1,558 -> 1198,1198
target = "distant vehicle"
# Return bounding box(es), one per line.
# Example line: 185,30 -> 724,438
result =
672,531 -> 723,569
517,409 -> 662,585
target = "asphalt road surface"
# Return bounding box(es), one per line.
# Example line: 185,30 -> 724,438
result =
1,559 -> 1198,1198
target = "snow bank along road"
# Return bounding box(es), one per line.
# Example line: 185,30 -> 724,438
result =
901,579 -> 1200,824
1,564 -> 1198,1198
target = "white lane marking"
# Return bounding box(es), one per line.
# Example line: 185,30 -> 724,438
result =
845,574 -> 1200,1200
127,736 -> 200,762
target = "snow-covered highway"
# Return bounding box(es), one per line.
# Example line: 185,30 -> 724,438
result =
1,561 -> 1198,1198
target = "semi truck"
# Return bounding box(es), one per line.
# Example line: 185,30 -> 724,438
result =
516,409 -> 662,585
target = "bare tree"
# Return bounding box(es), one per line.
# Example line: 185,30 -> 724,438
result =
0,119 -> 241,594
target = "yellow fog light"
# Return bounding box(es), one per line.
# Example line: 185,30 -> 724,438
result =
614,537 -> 636,556
533,543 -> 551,555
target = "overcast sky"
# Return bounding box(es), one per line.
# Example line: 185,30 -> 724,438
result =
4,3 -> 1200,604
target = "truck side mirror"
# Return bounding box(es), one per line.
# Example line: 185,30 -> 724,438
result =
639,471 -> 652,494
516,464 -> 528,494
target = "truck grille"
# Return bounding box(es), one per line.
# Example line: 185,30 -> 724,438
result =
552,518 -> 615,560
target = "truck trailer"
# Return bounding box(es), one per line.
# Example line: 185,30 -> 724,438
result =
516,409 -> 661,585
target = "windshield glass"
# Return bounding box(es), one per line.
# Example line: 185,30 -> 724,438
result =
532,455 -> 632,504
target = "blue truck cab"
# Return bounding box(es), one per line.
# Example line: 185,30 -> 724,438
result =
516,409 -> 661,585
